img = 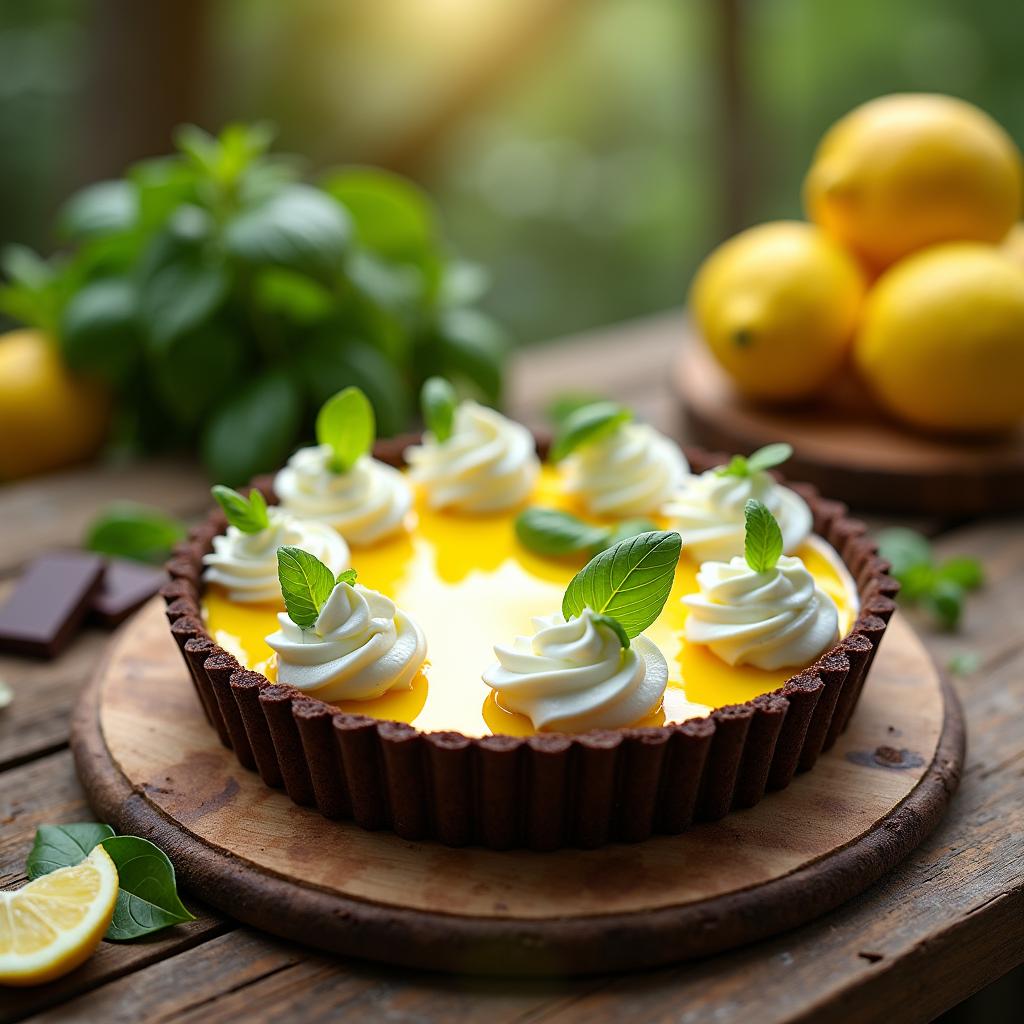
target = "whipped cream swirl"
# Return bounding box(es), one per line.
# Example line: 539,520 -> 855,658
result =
202,509 -> 350,604
405,401 -> 540,513
684,555 -> 839,670
664,468 -> 811,563
483,609 -> 668,732
561,421 -> 690,517
266,582 -> 426,701
274,445 -> 412,546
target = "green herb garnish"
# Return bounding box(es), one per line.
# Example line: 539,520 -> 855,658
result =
744,499 -> 784,572
25,824 -> 194,942
336,567 -> 359,586
549,400 -> 632,462
515,506 -> 657,559
211,484 -> 270,534
878,528 -> 984,630
421,376 -> 457,443
277,546 -> 337,629
562,530 -> 681,647
316,386 -> 375,474
546,392 -> 606,426
589,613 -> 632,650
716,443 -> 793,478
84,504 -> 186,564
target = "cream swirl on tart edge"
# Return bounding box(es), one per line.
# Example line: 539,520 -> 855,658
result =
663,468 -> 812,563
561,421 -> 690,517
683,554 -> 839,670
482,609 -> 668,732
274,446 -> 412,546
202,508 -> 350,604
404,401 -> 540,513
266,582 -> 426,701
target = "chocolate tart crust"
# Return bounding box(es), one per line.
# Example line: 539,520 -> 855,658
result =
164,443 -> 898,850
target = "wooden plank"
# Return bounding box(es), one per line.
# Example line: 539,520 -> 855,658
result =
0,749 -> 229,1024
0,458 -> 209,579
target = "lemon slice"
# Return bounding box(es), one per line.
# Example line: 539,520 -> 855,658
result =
0,845 -> 119,987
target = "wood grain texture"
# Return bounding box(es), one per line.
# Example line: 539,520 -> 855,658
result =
675,335 -> 1024,515
69,601 -> 961,975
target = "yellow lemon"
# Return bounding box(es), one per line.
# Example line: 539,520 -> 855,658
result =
690,221 -> 866,401
855,243 -> 1024,433
1002,222 -> 1024,269
0,329 -> 110,481
805,93 -> 1023,272
0,845 -> 119,987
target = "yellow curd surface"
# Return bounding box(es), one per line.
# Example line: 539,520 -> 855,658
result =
203,467 -> 857,736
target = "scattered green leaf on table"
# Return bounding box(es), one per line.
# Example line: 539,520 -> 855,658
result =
562,530 -> 681,638
101,835 -> 195,941
26,823 -> 115,880
85,504 -> 186,563
516,507 -> 609,557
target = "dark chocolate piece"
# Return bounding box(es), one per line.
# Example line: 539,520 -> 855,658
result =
0,551 -> 105,658
92,559 -> 167,627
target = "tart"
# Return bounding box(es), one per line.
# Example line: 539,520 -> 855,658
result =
163,398 -> 897,850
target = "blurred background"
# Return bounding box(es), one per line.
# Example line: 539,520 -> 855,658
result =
3,0 -> 1022,346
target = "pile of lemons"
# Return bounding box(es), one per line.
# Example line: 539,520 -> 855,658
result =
691,93 -> 1024,435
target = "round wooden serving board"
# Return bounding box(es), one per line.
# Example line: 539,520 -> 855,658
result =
72,597 -> 964,976
675,334 -> 1024,515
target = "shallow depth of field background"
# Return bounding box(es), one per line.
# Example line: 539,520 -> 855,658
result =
2,0 -> 1022,346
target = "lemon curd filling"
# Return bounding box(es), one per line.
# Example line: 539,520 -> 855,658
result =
203,467 -> 857,737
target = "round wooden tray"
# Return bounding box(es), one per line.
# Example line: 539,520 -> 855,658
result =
72,597 -> 964,976
675,334 -> 1024,515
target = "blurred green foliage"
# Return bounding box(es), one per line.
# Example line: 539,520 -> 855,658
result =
0,125 -> 505,484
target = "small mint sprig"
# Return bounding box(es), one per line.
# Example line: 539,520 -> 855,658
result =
277,546 -> 337,629
550,400 -> 632,462
562,530 -> 681,649
316,386 -> 375,474
744,499 -> 784,572
336,567 -> 359,586
421,376 -> 457,443
716,442 -> 793,479
211,485 -> 270,534
515,506 -> 657,559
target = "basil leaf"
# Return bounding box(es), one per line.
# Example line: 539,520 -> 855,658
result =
550,401 -> 632,462
60,277 -> 140,383
436,309 -> 506,405
336,568 -> 359,586
316,386 -> 375,473
26,823 -> 115,880
878,528 -> 933,577
322,168 -> 436,260
212,485 -> 270,534
924,579 -> 965,631
101,835 -> 195,942
85,504 -> 186,563
278,546 -> 337,628
59,181 -> 137,241
421,377 -> 457,442
139,246 -> 229,348
516,507 -> 609,557
201,371 -> 302,485
562,530 -> 681,638
225,184 -> 351,281
746,443 -> 794,474
589,612 -> 630,650
744,499 -> 784,572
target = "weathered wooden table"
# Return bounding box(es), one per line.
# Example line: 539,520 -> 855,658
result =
2,315 -> 1022,1023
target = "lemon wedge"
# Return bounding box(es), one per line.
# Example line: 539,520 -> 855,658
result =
0,845 -> 119,987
